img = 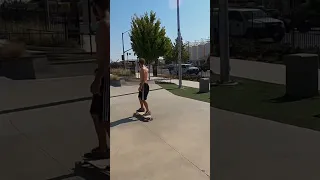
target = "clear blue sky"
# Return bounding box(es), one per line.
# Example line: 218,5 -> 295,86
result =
110,0 -> 209,61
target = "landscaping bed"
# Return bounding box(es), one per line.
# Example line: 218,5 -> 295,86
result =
156,81 -> 210,103
211,74 -> 320,131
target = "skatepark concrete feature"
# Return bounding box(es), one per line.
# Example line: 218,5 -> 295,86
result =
111,84 -> 210,180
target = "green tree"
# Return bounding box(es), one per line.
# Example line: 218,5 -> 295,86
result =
164,37 -> 189,64
130,11 -> 171,77
290,0 -> 320,32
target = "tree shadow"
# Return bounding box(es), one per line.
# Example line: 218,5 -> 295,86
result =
268,94 -> 319,103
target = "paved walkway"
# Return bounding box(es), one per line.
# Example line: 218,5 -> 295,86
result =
212,56 -> 320,90
212,107 -> 320,180
111,84 -> 210,180
135,72 -> 204,89
0,76 -> 104,180
211,57 -> 286,84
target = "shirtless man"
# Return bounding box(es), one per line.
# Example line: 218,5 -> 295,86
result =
87,0 -> 110,159
136,58 -> 151,116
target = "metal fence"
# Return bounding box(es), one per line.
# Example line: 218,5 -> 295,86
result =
213,9 -> 320,61
0,5 -> 86,48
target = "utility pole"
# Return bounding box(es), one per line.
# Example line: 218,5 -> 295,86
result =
177,0 -> 182,88
219,0 -> 230,83
45,0 -> 50,30
121,30 -> 130,69
122,32 -> 125,69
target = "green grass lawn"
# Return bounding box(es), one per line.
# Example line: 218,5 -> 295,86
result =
211,74 -> 320,131
157,82 -> 210,103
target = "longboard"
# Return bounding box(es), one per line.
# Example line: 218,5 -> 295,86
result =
76,159 -> 110,176
133,111 -> 153,122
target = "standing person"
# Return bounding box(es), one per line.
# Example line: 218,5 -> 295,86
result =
137,58 -> 151,116
86,0 -> 110,160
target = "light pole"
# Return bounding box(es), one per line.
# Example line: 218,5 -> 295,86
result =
177,0 -> 182,88
122,30 -> 130,68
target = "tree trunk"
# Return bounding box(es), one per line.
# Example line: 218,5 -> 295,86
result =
153,59 -> 158,77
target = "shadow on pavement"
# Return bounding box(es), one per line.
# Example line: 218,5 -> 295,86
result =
111,117 -> 138,128
0,96 -> 92,115
46,162 -> 109,180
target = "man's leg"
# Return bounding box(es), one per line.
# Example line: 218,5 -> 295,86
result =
137,91 -> 145,112
142,100 -> 149,112
92,114 -> 107,152
142,83 -> 151,115
139,98 -> 144,109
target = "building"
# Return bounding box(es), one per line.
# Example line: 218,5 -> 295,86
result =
187,40 -> 210,66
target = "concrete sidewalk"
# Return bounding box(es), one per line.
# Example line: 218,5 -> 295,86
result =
212,56 -> 320,90
155,78 -> 201,89
0,76 -> 105,180
136,72 -> 202,89
212,107 -> 320,180
211,57 -> 286,84
111,84 -> 210,180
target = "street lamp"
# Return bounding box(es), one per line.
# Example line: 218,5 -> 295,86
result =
177,0 -> 182,88
122,30 -> 130,68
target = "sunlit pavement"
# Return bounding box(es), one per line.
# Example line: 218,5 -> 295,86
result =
110,84 -> 210,180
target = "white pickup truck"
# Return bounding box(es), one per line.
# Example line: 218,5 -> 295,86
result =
170,63 -> 200,75
213,7 -> 286,42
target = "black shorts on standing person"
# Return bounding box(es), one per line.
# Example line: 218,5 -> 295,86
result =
90,69 -> 107,121
138,83 -> 150,101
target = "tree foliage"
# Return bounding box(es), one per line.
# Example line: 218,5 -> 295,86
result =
291,0 -> 320,30
164,37 -> 189,64
129,11 -> 171,76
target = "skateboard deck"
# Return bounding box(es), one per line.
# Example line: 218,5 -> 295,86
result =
133,111 -> 153,121
78,159 -> 110,176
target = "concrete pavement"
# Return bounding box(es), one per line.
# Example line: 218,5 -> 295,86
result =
211,57 -> 286,85
0,75 -> 209,179
111,84 -> 210,180
212,107 -> 320,180
0,76 -> 105,180
212,56 -> 320,90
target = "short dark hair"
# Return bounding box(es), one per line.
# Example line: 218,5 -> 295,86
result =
139,58 -> 145,65
93,0 -> 109,12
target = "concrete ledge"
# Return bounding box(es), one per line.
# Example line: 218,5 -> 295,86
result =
0,54 -> 49,80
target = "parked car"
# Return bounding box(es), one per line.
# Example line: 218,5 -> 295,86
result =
171,64 -> 200,75
213,8 -> 286,42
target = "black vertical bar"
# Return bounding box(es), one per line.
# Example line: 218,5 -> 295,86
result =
88,0 -> 93,55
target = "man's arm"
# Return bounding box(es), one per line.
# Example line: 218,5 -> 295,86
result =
139,68 -> 144,89
94,23 -> 109,82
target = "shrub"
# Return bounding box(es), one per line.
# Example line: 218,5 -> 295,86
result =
110,68 -> 132,77
110,74 -> 120,81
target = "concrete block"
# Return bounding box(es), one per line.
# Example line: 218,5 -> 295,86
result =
199,78 -> 210,93
284,53 -> 319,98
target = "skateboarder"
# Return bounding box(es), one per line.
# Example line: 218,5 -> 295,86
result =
86,0 -> 110,160
137,58 -> 151,116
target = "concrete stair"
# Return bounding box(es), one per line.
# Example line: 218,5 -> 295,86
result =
26,45 -> 96,64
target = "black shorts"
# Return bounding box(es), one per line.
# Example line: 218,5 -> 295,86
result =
90,77 -> 110,122
138,83 -> 150,100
